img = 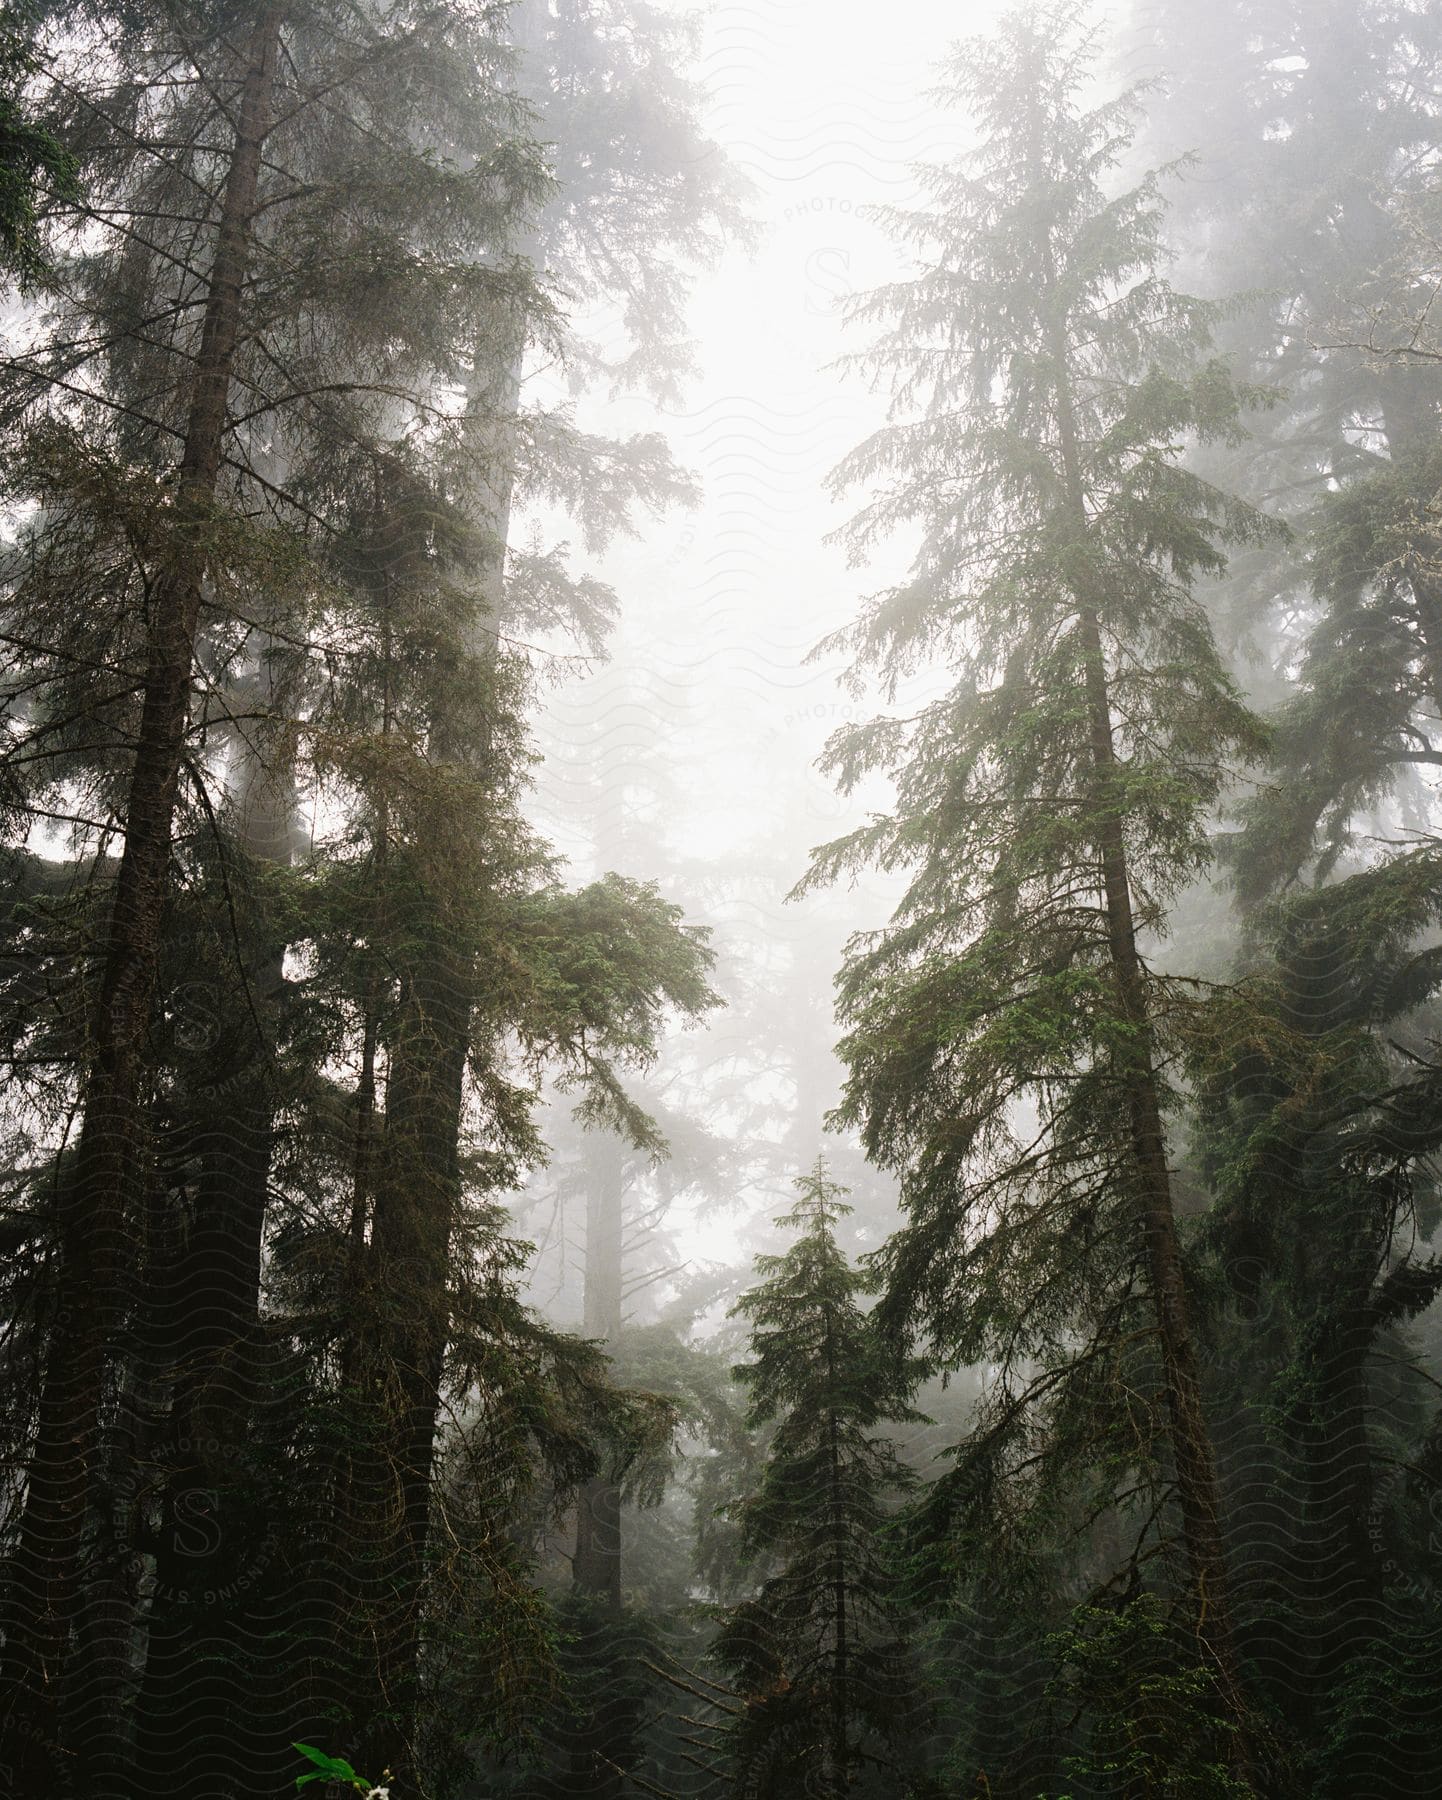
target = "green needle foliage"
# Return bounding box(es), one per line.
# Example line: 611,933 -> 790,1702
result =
798,4 -> 1280,1781
7,0 -> 1442,1793
1126,0 -> 1442,896
0,2 -> 725,1793
0,0 -> 77,285
1233,443 -> 1442,902
1186,847 -> 1442,1789
711,1161 -> 925,1800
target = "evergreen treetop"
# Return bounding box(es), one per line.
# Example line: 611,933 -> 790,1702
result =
730,1160 -> 921,1472
713,1159 -> 924,1799
801,3 -> 1273,1379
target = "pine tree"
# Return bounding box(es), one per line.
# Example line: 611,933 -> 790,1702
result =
0,0 -> 76,283
0,11 -> 293,1782
1121,0 -> 1442,885
1186,848 -> 1442,1788
1119,6 -> 1442,1781
315,4 -> 739,1774
797,6 -> 1277,1782
0,2 -> 700,1789
710,1161 -> 922,1800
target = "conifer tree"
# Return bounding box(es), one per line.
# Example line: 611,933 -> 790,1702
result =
0,0 -> 76,283
0,1 -> 708,1788
0,9 -> 294,1780
1123,7 -> 1442,1780
1185,849 -> 1442,1787
711,1161 -> 922,1800
1123,0 -> 1442,884
315,6 -> 738,1776
797,6 -> 1276,1780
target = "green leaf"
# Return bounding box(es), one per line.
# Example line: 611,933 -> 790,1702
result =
294,1743 -> 363,1788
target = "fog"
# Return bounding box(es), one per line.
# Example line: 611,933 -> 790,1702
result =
519,0 -> 986,1301
3,0 -> 1441,1793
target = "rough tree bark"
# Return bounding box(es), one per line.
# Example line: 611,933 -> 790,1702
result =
0,14 -> 283,1792
573,1136 -> 626,1612
565,1133 -> 629,1800
132,700 -> 296,1800
823,1301 -> 849,1800
1049,315 -> 1257,1778
337,290 -> 528,1785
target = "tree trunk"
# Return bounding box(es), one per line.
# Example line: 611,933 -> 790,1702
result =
339,918 -> 471,1784
333,275 -> 531,1792
1049,316 -> 1256,1777
0,14 -> 282,1791
824,1323 -> 849,1800
1305,1310 -> 1381,1626
321,185 -> 532,1778
567,1136 -> 628,1800
1078,598 -> 1250,1701
574,1137 -> 626,1611
326,5 -> 538,1754
131,711 -> 296,1800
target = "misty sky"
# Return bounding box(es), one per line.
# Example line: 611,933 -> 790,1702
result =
516,0 -> 1017,1272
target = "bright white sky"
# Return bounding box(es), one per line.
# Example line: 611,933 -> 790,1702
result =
531,0 -> 1007,871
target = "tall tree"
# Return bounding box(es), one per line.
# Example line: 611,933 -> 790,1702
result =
1122,5 -> 1442,1782
1186,850 -> 1442,1788
711,1162 -> 922,1800
0,11 -> 289,1782
798,6 -> 1276,1781
1122,0 -> 1442,862
0,1 -> 548,1786
0,0 -> 76,284
320,0 -> 741,1768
